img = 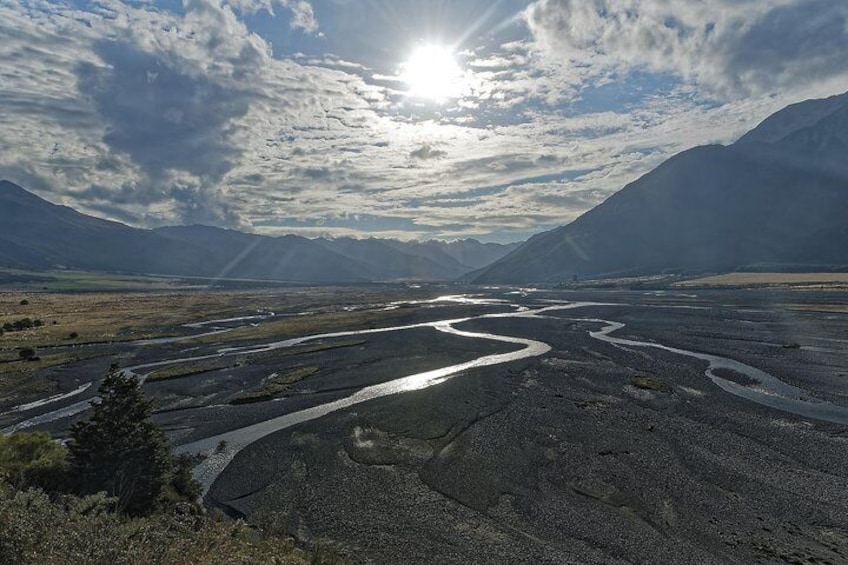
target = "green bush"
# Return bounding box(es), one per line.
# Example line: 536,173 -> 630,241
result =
0,431 -> 68,492
0,483 -> 327,565
18,347 -> 37,361
0,484 -> 121,565
3,318 -> 44,332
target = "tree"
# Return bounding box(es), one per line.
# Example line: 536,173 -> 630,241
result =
68,368 -> 180,515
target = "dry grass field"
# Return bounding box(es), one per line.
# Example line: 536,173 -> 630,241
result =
0,291 -> 267,348
0,286 -> 430,349
676,272 -> 848,288
0,285 -> 434,404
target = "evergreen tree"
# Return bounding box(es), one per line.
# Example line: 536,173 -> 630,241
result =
68,368 -> 175,515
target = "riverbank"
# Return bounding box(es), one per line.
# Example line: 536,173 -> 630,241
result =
207,290 -> 848,564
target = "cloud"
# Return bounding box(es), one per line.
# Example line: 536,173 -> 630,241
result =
1,0 -> 846,243
523,0 -> 848,98
224,0 -> 318,33
409,144 -> 447,160
725,0 -> 848,94
286,0 -> 318,32
77,42 -> 251,181
0,0 -> 374,229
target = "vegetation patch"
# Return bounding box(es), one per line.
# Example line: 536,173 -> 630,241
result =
2,318 -> 44,333
0,431 -> 343,564
629,376 -> 672,393
0,286 -> 428,350
146,359 -> 242,382
230,367 -> 320,405
0,486 -> 347,565
0,368 -> 348,565
244,339 -> 368,365
676,272 -> 848,289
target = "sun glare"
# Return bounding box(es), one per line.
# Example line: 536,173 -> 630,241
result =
401,45 -> 464,102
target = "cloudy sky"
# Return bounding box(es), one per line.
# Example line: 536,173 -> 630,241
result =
2,0 -> 848,242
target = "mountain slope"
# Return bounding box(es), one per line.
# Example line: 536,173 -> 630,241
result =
473,91 -> 848,284
154,226 -> 372,283
441,239 -> 522,270
0,181 -> 518,282
0,180 -> 209,275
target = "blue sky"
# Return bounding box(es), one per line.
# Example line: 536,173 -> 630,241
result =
2,0 -> 848,242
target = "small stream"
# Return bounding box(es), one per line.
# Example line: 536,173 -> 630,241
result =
586,319 -> 848,425
176,321 -> 554,493
1,296 -> 556,432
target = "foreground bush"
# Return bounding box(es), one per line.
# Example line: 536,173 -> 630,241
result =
0,368 -> 346,564
0,483 -> 332,565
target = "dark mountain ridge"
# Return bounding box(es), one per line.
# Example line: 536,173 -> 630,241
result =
0,181 -> 517,283
472,91 -> 848,284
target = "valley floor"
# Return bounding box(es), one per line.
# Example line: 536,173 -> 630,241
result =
2,285 -> 848,564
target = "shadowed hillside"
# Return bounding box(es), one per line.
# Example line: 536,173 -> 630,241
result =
0,181 -> 517,283
472,91 -> 848,284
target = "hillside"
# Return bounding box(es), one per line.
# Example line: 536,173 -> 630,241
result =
0,181 -> 516,282
472,91 -> 848,284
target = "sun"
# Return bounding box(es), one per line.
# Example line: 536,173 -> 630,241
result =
401,45 -> 464,102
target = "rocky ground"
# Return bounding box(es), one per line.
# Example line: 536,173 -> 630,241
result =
209,290 -> 848,564
5,286 -> 848,564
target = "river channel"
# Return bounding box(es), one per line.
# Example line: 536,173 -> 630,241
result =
3,295 -> 847,495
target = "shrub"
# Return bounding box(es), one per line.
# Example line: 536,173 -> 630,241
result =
18,347 -> 37,361
165,454 -> 202,505
0,483 -> 329,565
0,432 -> 68,492
4,319 -> 45,332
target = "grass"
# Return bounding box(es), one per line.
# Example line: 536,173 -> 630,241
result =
275,339 -> 366,357
630,376 -> 672,393
146,359 -> 243,382
676,272 -> 848,288
0,285 -> 435,350
781,304 -> 848,314
0,483 -> 346,565
0,283 -> 432,407
230,367 -> 320,404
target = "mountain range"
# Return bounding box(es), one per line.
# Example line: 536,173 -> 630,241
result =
3,92 -> 847,285
0,181 -> 519,283
471,91 -> 848,283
